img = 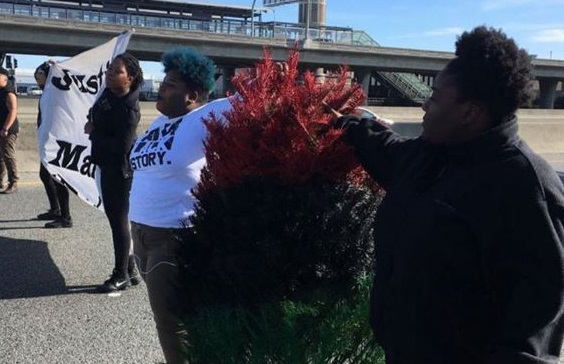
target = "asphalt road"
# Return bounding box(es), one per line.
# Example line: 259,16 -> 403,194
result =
2,96 -> 563,364
3,163 -> 564,364
0,174 -> 164,364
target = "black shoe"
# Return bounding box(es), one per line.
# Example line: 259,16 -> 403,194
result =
128,263 -> 142,286
37,210 -> 62,220
98,270 -> 131,293
45,217 -> 73,228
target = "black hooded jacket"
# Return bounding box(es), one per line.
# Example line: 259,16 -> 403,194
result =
342,116 -> 564,364
89,88 -> 140,178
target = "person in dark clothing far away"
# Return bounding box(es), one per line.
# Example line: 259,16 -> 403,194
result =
330,26 -> 564,364
0,66 -> 19,194
34,61 -> 73,228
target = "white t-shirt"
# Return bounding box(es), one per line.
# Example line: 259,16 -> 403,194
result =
129,97 -> 233,228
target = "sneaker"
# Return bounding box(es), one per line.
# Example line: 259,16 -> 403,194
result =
1,182 -> 17,194
37,210 -> 62,220
98,270 -> 131,293
45,217 -> 73,228
128,263 -> 142,286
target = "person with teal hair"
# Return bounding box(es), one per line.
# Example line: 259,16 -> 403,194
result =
128,47 -> 232,364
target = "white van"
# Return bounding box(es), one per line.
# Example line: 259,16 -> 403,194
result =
27,86 -> 42,96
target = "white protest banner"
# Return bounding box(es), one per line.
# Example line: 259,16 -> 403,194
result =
37,31 -> 132,210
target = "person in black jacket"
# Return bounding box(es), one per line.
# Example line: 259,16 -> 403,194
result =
0,66 -> 19,194
34,61 -> 73,228
84,52 -> 143,293
333,26 -> 564,364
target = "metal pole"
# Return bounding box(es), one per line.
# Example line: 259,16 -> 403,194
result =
250,0 -> 257,37
267,8 -> 276,38
272,8 -> 276,38
272,8 -> 276,24
305,0 -> 311,40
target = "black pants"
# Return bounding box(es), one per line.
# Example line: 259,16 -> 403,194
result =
131,222 -> 188,364
100,166 -> 132,274
39,164 -> 70,219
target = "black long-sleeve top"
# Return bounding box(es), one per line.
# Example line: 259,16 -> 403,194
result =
341,115 -> 564,364
89,88 -> 140,178
0,86 -> 19,134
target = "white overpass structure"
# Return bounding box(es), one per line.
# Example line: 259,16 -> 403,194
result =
0,6 -> 562,107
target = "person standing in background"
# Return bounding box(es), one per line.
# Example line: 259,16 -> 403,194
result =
84,52 -> 143,293
34,61 -> 73,228
0,66 -> 19,194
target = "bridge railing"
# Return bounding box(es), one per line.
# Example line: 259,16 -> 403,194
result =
0,0 -> 384,47
379,72 -> 432,104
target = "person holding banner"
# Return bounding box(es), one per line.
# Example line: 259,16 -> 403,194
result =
0,66 -> 19,194
34,61 -> 73,228
128,47 -> 232,364
84,52 -> 143,293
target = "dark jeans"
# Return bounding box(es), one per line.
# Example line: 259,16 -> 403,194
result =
0,133 -> 18,184
131,222 -> 188,364
100,165 -> 132,274
39,163 -> 70,218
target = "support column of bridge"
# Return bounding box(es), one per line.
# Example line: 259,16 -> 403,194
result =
315,67 -> 325,83
354,69 -> 372,105
538,77 -> 559,109
422,74 -> 434,87
220,66 -> 236,97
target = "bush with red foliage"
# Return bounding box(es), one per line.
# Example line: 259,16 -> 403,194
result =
197,50 -> 369,197
178,49 -> 383,363
180,50 -> 381,309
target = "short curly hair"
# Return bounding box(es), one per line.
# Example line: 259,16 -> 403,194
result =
445,26 -> 533,122
162,47 -> 215,95
114,52 -> 144,91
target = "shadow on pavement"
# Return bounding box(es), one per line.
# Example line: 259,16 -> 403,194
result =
0,236 -> 67,299
66,285 -> 99,294
0,219 -> 41,223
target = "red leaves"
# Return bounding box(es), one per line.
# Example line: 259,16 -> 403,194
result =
197,49 -> 369,196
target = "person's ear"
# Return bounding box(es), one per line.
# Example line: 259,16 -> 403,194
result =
463,101 -> 491,129
460,101 -> 478,124
187,90 -> 199,105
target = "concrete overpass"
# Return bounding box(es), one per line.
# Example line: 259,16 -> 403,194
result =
0,13 -> 563,107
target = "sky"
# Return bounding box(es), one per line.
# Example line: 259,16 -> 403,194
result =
10,0 -> 564,78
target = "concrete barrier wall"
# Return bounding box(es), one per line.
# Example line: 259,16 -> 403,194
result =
14,98 -> 564,172
364,106 -> 564,153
